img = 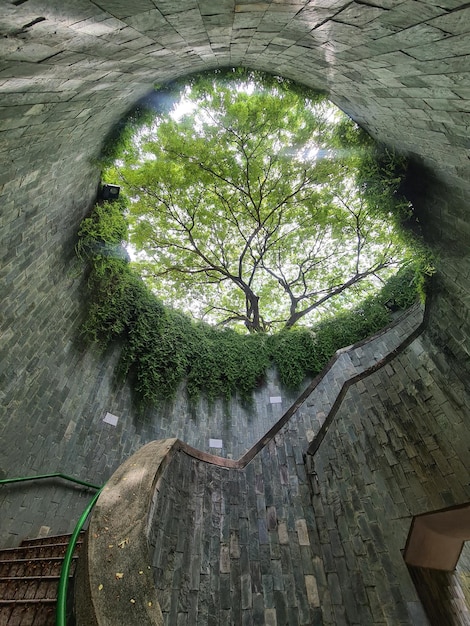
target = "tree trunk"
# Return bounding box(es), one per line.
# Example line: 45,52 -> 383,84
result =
244,291 -> 263,332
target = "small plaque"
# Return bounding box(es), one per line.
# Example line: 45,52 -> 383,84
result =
269,396 -> 282,404
103,412 -> 119,426
209,438 -> 223,448
38,526 -> 50,538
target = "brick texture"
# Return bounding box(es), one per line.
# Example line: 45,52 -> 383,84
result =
0,2 -> 469,623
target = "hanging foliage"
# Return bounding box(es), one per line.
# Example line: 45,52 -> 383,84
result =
78,70 -> 432,409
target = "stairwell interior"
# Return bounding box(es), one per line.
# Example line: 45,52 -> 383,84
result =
1,1 -> 470,625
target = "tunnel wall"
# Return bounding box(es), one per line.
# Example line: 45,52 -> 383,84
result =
78,324 -> 470,626
1,0 -> 469,477
0,2 -> 469,621
308,330 -> 470,624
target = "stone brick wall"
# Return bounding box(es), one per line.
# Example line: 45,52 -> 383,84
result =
148,447 -> 329,626
138,304 -> 470,625
1,1 -> 469,621
143,311 -> 469,625
307,331 -> 470,624
1,2 -> 469,489
0,301 -> 421,548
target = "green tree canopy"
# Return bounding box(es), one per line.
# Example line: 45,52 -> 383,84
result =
109,72 -> 414,333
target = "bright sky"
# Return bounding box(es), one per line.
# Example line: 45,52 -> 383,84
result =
170,97 -> 196,120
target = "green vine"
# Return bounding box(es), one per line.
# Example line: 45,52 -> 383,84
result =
78,200 -> 426,408
78,72 -> 433,410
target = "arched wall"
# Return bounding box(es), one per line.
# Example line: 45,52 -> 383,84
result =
1,0 -> 469,558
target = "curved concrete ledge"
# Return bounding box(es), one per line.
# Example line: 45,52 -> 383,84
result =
76,439 -> 180,626
75,437 -> 239,625
76,437 -> 240,625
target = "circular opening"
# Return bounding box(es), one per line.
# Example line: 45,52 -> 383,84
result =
78,69 -> 432,406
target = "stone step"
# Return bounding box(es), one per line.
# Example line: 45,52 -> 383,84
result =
0,600 -> 56,626
0,544 -> 71,562
20,533 -> 83,548
0,556 -> 77,578
0,533 -> 81,626
0,577 -> 61,601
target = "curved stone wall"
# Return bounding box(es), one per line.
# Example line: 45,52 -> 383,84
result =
306,329 -> 470,624
80,308 -> 469,624
1,1 -> 468,480
76,439 -> 171,626
0,5 -> 469,620
0,297 -> 422,546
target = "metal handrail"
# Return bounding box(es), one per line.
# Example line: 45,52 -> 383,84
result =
56,487 -> 103,626
0,472 -> 101,490
0,472 -> 103,626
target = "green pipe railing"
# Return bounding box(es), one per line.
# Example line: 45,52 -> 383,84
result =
0,472 -> 103,626
56,486 -> 103,626
0,472 -> 101,491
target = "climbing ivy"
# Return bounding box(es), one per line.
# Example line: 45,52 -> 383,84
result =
77,200 -> 426,408
78,70 -> 433,409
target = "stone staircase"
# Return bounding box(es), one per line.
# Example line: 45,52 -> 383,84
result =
0,533 -> 82,625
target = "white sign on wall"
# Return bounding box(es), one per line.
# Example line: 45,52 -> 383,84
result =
103,412 -> 119,426
209,438 -> 223,448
